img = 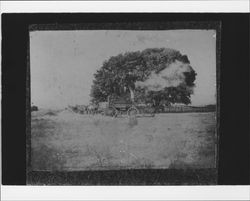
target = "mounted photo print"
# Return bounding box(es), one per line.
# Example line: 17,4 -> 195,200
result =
27,21 -> 220,185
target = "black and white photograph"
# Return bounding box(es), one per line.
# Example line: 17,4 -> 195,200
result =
28,23 -> 219,185
1,0 -> 250,200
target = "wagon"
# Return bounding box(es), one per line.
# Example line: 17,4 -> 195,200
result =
103,95 -> 155,117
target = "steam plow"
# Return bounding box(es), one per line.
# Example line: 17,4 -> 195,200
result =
102,96 -> 155,118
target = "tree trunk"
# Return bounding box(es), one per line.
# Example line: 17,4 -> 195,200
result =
128,86 -> 135,102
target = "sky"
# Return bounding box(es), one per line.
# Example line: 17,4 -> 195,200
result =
30,29 -> 216,109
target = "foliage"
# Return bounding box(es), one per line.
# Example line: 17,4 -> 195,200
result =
90,48 -> 196,108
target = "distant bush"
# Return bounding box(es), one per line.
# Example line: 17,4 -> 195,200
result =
31,105 -> 39,112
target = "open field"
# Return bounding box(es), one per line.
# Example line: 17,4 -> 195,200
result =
31,110 -> 216,171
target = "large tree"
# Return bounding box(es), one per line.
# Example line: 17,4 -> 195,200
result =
90,48 -> 196,108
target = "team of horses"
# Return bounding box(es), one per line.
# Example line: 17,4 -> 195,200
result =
67,104 -> 102,115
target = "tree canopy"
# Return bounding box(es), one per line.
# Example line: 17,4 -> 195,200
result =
90,48 -> 196,108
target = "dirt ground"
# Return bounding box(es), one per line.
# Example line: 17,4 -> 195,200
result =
31,109 -> 217,171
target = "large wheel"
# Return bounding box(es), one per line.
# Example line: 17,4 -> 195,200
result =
127,106 -> 139,117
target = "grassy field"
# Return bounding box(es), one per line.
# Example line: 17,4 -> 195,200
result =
31,109 -> 216,171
